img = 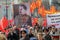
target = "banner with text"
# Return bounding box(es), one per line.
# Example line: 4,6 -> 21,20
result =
46,13 -> 60,28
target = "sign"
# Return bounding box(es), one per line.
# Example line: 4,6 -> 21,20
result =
46,13 -> 60,28
13,3 -> 32,27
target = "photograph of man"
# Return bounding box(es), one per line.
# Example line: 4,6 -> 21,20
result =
14,3 -> 32,28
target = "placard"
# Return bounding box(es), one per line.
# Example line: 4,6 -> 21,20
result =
13,3 -> 32,27
46,13 -> 60,28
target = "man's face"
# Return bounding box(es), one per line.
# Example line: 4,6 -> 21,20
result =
19,6 -> 26,15
19,6 -> 29,23
37,33 -> 42,39
44,30 -> 48,34
22,32 -> 26,37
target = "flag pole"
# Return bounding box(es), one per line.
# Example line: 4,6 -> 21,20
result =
6,0 -> 8,19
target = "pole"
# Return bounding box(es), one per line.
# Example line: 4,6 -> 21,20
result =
6,0 -> 8,19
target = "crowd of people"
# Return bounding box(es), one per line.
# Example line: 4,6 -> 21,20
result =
0,23 -> 60,40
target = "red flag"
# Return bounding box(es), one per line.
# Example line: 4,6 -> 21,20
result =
42,18 -> 47,27
38,6 -> 46,17
0,24 -> 2,30
0,20 -> 5,32
0,24 -> 5,32
50,6 -> 56,13
1,16 -> 8,29
36,0 -> 42,8
32,18 -> 38,26
30,1 -> 36,13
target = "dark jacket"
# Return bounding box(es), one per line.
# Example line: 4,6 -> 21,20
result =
7,32 -> 14,40
13,28 -> 20,40
20,35 -> 30,40
44,34 -> 52,40
7,28 -> 20,40
28,33 -> 34,38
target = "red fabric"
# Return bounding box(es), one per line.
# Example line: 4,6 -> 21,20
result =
38,6 -> 46,17
30,1 -> 36,13
0,24 -> 2,30
32,18 -> 38,26
1,16 -> 8,29
43,19 -> 47,27
0,16 -> 8,32
53,36 -> 59,38
36,0 -> 42,8
0,20 -> 3,31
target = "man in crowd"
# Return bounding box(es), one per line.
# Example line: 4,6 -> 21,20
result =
44,28 -> 52,40
7,26 -> 20,40
20,30 -> 30,40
